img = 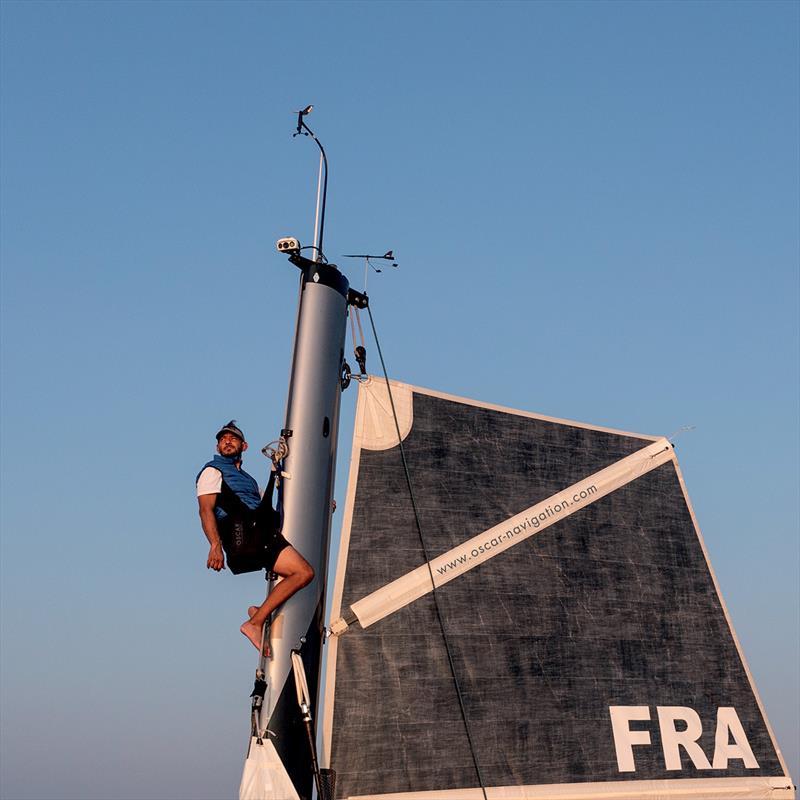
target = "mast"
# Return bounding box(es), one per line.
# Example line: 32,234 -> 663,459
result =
264,251 -> 348,798
241,108 -> 364,800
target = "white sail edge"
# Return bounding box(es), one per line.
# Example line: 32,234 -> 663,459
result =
347,776 -> 794,799
669,457 -> 796,784
353,377 -> 663,450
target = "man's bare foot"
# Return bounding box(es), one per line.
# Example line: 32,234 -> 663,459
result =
242,607 -> 272,656
240,619 -> 266,652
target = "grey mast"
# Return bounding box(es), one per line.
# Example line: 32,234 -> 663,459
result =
263,251 -> 349,798
242,108 -> 360,800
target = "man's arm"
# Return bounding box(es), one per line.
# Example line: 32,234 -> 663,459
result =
198,494 -> 225,571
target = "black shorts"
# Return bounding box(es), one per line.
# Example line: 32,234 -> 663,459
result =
220,516 -> 291,575
261,524 -> 291,571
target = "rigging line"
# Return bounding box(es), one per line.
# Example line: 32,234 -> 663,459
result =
354,306 -> 366,348
365,305 -> 489,800
349,306 -> 357,353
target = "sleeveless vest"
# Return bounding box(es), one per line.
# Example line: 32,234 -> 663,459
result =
197,454 -> 261,521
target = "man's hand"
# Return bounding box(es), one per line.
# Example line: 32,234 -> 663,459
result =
199,494 -> 225,571
207,542 -> 225,571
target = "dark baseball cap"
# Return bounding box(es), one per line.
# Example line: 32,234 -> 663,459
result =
215,420 -> 245,441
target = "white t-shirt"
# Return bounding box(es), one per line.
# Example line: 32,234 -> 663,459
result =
197,466 -> 222,496
196,466 -> 265,499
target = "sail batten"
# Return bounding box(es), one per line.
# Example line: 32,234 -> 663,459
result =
333,437 -> 675,633
321,380 -> 793,799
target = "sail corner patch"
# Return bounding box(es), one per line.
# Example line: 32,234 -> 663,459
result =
357,378 -> 414,450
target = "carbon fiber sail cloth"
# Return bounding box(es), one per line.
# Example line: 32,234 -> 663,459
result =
321,380 -> 793,799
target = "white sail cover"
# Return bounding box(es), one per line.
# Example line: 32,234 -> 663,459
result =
321,380 -> 794,800
239,737 -> 300,800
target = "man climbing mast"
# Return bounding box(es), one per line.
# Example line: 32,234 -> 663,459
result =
196,420 -> 314,652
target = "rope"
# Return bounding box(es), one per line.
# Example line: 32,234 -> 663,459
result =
349,306 -> 357,354
354,306 -> 366,346
349,306 -> 367,356
365,305 -> 489,800
348,306 -> 368,376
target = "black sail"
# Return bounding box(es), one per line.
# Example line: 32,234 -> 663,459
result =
320,379 -> 793,799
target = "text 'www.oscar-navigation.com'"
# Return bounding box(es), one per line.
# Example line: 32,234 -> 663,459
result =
435,484 -> 599,576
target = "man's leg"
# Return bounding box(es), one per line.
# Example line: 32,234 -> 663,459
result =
240,546 -> 314,651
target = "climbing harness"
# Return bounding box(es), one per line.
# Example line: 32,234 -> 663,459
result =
262,431 -> 292,537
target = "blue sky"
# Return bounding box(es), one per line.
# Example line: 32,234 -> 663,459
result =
1,1 -> 797,798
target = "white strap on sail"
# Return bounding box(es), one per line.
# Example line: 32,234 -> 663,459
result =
330,438 -> 674,634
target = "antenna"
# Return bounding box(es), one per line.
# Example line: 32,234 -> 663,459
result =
342,250 -> 399,291
293,105 -> 328,263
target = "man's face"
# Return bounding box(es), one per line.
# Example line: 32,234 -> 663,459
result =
217,432 -> 247,458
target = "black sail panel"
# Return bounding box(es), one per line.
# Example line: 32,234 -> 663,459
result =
322,380 -> 792,799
